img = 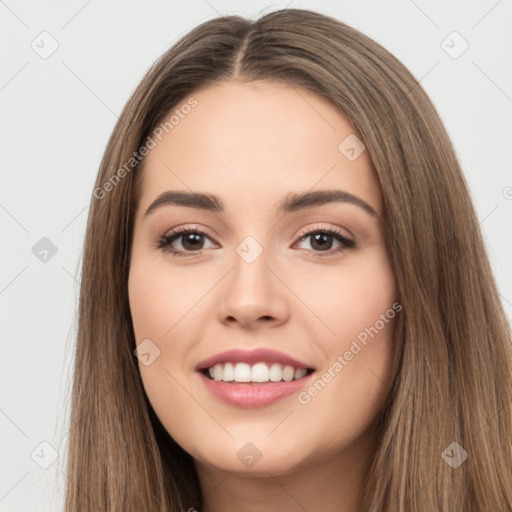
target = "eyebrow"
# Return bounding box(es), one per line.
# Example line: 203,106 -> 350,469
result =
144,189 -> 377,217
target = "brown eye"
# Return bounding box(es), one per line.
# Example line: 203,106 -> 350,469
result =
157,228 -> 216,256
177,232 -> 205,251
295,227 -> 356,255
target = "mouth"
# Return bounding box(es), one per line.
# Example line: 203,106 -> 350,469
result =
195,348 -> 316,407
201,362 -> 315,384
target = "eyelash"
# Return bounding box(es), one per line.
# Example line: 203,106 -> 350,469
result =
156,224 -> 356,258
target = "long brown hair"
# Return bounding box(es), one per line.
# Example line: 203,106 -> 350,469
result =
64,8 -> 512,511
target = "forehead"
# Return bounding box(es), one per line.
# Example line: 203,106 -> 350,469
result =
137,80 -> 382,216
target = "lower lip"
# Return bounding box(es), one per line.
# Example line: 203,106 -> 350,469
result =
198,372 -> 314,408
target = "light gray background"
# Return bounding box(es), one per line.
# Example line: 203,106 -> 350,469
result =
1,1 -> 511,510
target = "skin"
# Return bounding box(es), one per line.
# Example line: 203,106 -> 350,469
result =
128,80 -> 398,512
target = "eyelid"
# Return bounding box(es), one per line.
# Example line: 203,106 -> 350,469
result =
292,224 -> 356,253
157,222 -> 356,256
157,224 -> 219,251
295,223 -> 354,242
161,224 -> 216,240
160,223 -> 352,242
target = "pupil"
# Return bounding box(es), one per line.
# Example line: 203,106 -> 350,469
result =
184,233 -> 202,250
312,233 -> 332,250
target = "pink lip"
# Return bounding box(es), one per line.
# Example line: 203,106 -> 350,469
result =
195,348 -> 313,371
195,348 -> 315,408
198,372 -> 314,408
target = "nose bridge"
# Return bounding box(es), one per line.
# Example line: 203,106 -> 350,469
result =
233,235 -> 270,293
216,234 -> 288,327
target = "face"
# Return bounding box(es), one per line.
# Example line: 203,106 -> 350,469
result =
128,80 -> 398,479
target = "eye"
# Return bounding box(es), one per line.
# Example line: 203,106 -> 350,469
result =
156,224 -> 356,258
294,225 -> 356,256
157,226 -> 216,257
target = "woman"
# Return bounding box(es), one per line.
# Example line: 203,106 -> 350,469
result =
65,8 -> 512,511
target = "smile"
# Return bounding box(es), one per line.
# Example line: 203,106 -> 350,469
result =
196,348 -> 316,407
205,362 -> 312,383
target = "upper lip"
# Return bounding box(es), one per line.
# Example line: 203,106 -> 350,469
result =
195,348 -> 314,371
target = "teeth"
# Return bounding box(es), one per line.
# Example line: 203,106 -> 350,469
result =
223,362 -> 234,381
251,362 -> 269,382
207,362 -> 310,383
269,362 -> 282,382
294,368 -> 307,379
282,366 -> 295,382
234,362 -> 251,382
213,364 -> 223,381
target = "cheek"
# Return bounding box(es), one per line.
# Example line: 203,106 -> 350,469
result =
294,250 -> 398,429
128,263 -> 196,431
299,317 -> 397,453
128,258 -> 201,342
296,249 -> 398,349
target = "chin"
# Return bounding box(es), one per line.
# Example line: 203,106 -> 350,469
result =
190,436 -> 317,478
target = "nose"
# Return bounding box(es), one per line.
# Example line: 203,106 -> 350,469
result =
216,246 -> 290,330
